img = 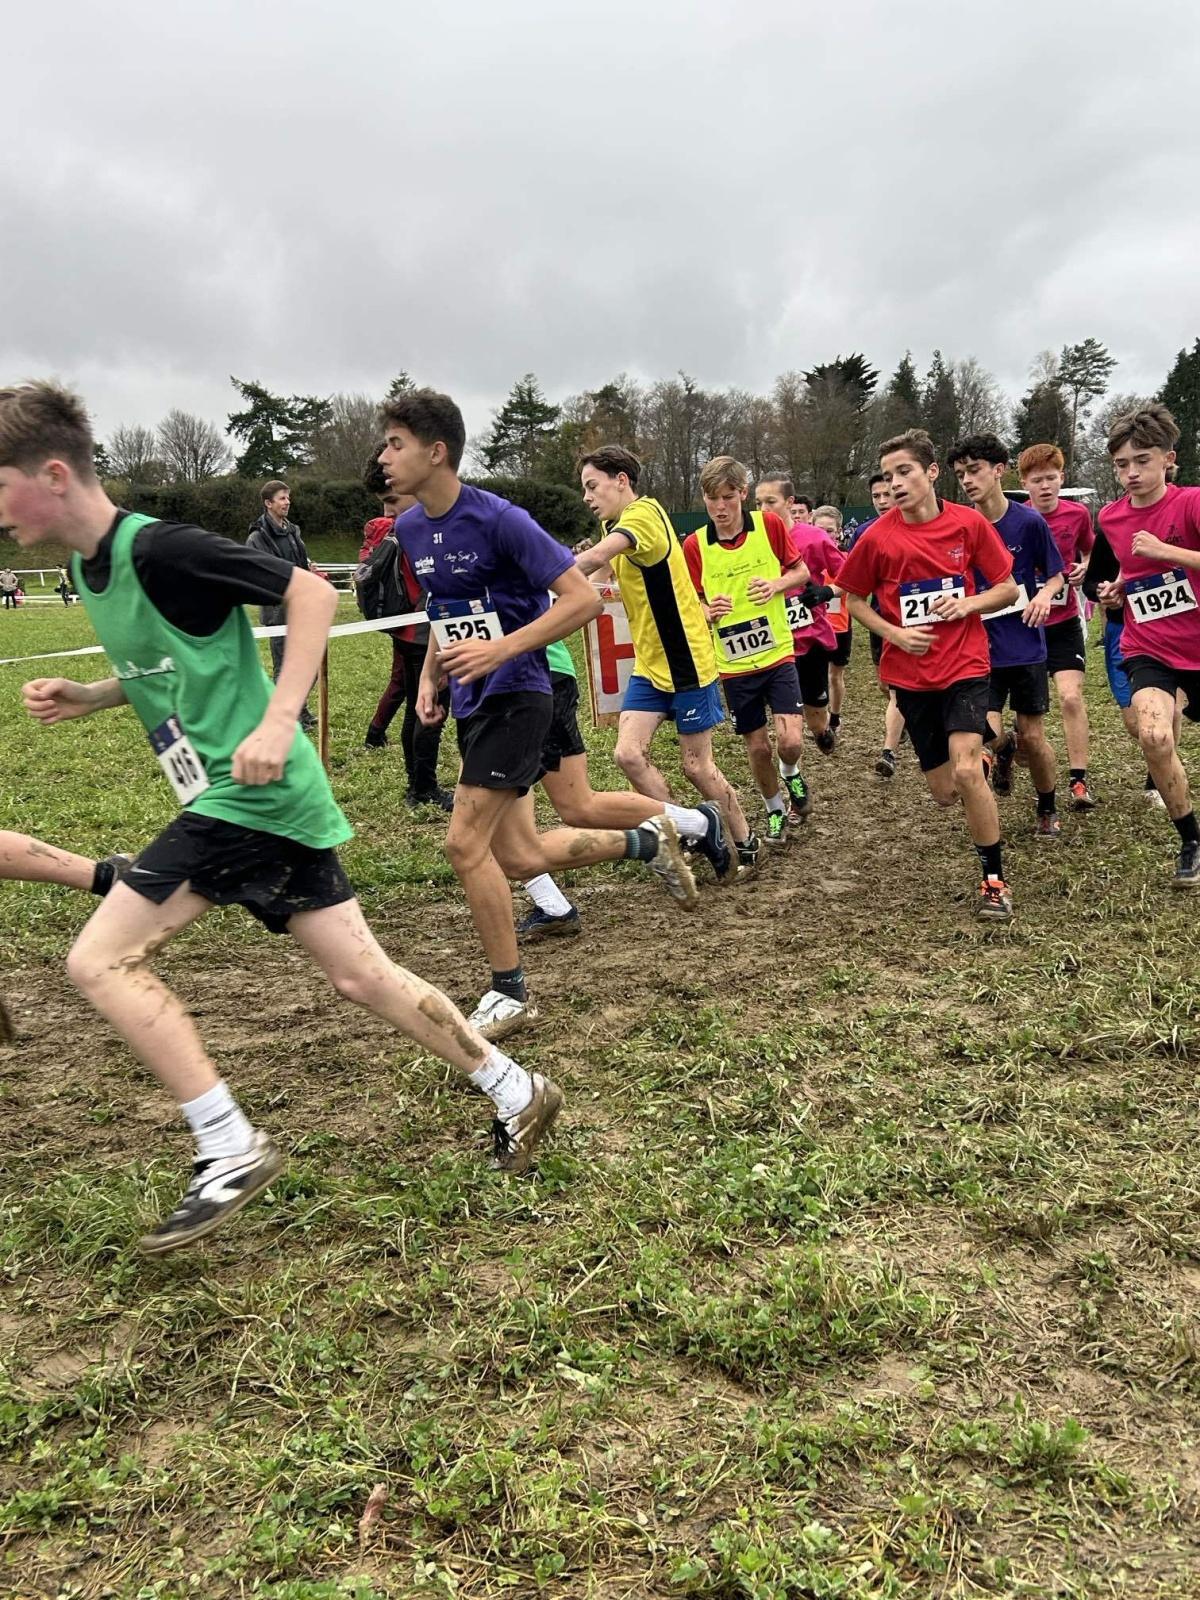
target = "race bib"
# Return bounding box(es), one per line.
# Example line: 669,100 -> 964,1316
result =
1126,568 -> 1198,625
987,583 -> 1030,621
428,593 -> 505,648
717,615 -> 777,663
786,595 -> 815,631
899,576 -> 966,627
827,595 -> 844,615
1049,583 -> 1071,608
149,715 -> 210,805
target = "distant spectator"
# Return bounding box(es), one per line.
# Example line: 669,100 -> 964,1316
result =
246,482 -> 317,729
0,568 -> 17,609
56,565 -> 73,605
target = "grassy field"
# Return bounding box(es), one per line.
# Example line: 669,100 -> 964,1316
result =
2,600 -> 1199,1599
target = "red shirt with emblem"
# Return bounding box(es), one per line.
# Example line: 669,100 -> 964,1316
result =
836,500 -> 1013,691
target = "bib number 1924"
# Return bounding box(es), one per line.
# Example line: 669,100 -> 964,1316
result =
1127,568 -> 1198,625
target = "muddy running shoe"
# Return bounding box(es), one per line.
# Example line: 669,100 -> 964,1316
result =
1172,841 -> 1200,890
1035,812 -> 1062,843
992,733 -> 1017,795
517,904 -> 581,942
469,990 -> 541,1042
138,1131 -> 283,1255
874,748 -> 897,779
815,727 -> 837,755
1145,787 -> 1167,810
637,817 -> 699,908
1069,779 -> 1097,811
737,834 -> 761,870
692,802 -> 736,883
491,1073 -> 564,1175
765,811 -> 788,846
975,876 -> 1013,922
785,773 -> 812,820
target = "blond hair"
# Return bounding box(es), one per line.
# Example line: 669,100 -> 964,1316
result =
699,455 -> 749,497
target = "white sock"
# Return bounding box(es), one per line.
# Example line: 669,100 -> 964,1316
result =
181,1080 -> 255,1162
468,1048 -> 535,1120
780,760 -> 800,778
664,802 -> 709,841
765,791 -> 787,815
524,873 -> 572,916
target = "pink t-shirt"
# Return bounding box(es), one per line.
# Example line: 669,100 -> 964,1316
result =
1041,499 -> 1095,626
787,525 -> 845,656
1099,484 -> 1200,672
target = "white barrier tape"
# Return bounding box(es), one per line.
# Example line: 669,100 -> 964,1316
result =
0,608 -> 428,669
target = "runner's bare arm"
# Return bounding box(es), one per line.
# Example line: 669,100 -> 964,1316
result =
22,676 -> 127,723
1131,531 -> 1200,569
416,628 -> 446,727
232,568 -> 336,785
843,592 -> 935,656
575,529 -> 636,574
1024,571 -> 1067,626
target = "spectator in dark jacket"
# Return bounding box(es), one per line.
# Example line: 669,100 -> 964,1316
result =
246,481 -> 317,728
360,476 -> 452,809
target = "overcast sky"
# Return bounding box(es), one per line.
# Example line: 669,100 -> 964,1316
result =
4,0 -> 1198,443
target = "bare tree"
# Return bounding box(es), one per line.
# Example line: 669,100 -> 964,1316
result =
307,392 -> 383,479
952,358 -> 1008,438
156,410 -> 232,483
1075,391 -> 1150,501
107,423 -> 165,483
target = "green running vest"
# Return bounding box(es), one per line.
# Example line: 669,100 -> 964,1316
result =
697,510 -> 794,675
72,513 -> 351,849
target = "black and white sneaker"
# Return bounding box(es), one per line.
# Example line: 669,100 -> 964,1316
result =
692,802 -> 736,883
1172,840 -> 1200,890
138,1131 -> 284,1255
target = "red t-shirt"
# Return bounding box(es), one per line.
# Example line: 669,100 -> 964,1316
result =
358,517 -> 428,645
1040,499 -> 1095,627
1099,483 -> 1200,673
836,501 -> 1014,691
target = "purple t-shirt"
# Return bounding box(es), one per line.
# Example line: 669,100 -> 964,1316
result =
394,485 -> 573,720
978,499 -> 1064,669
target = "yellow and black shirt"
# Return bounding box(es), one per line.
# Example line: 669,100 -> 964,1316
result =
605,496 -> 717,691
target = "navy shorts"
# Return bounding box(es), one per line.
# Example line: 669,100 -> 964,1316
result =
722,659 -> 804,736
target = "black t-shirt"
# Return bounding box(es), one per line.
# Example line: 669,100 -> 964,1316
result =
80,512 -> 295,637
1082,527 -> 1126,623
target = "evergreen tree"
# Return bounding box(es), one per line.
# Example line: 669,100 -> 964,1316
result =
886,352 -> 922,427
1159,338 -> 1200,485
1056,337 -> 1117,480
804,353 -> 879,412
480,373 -> 561,478
387,371 -> 416,398
227,378 -> 332,478
1012,382 -> 1072,457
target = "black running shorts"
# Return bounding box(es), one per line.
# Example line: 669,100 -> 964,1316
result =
126,813 -> 354,934
894,676 -> 991,772
988,661 -> 1050,717
721,659 -> 804,736
794,646 -> 831,709
1123,655 -> 1200,722
1044,617 -> 1087,676
539,672 -> 588,777
456,690 -> 554,794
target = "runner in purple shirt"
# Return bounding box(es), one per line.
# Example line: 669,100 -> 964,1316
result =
949,433 -> 1066,840
381,389 -> 700,1080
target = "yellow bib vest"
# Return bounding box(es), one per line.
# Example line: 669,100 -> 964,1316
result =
697,510 -> 794,675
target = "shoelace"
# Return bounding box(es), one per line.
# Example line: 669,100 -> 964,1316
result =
490,1117 -> 514,1160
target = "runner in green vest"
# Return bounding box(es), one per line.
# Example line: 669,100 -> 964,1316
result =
682,457 -> 810,847
2,380 -> 564,1254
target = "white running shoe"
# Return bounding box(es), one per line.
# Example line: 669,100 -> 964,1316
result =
138,1130 -> 283,1255
469,989 -> 540,1042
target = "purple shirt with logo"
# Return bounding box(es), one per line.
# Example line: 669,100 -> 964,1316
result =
394,485 -> 573,720
978,499 -> 1064,669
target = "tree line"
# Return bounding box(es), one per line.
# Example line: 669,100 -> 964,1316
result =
93,340 -> 1200,513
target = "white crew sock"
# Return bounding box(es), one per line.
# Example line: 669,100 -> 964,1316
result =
664,803 -> 709,841
780,760 -> 800,778
468,1047 -> 535,1120
181,1080 -> 256,1162
765,791 -> 787,815
523,873 -> 572,916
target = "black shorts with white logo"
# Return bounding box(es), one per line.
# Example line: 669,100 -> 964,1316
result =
539,672 -> 588,777
721,659 -> 804,736
1123,655 -> 1200,722
988,661 -> 1050,717
1044,617 -> 1087,676
457,690 -> 554,794
893,676 -> 991,773
794,646 -> 831,709
126,812 -> 354,934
